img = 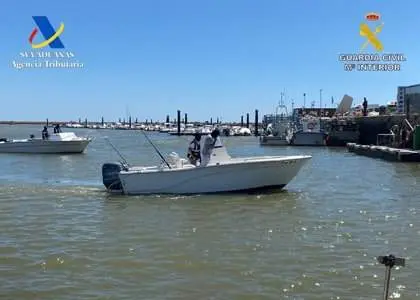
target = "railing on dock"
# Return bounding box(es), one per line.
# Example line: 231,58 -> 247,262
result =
377,133 -> 394,147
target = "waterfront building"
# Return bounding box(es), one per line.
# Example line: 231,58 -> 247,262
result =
397,84 -> 420,115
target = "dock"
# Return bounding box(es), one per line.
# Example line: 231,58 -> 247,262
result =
346,143 -> 420,162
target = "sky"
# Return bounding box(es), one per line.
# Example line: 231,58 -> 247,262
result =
1,0 -> 420,122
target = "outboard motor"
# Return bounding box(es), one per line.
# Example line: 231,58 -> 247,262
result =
102,163 -> 123,191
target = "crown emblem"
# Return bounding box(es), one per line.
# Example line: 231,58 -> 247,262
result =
365,12 -> 380,21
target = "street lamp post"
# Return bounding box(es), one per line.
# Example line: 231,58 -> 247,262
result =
319,89 -> 323,116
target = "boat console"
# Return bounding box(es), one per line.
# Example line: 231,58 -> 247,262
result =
49,132 -> 82,141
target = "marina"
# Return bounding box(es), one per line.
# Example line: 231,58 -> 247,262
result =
1,124 -> 419,299
2,1 -> 420,298
0,74 -> 419,300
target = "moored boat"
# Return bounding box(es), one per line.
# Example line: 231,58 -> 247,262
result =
287,116 -> 326,146
260,95 -> 292,146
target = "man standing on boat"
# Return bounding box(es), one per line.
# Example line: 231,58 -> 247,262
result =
200,128 -> 220,167
42,126 -> 49,140
53,124 -> 62,133
187,132 -> 201,166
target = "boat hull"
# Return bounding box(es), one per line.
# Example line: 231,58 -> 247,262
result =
0,139 -> 91,154
116,156 -> 310,195
325,132 -> 359,146
290,132 -> 326,146
259,136 -> 289,146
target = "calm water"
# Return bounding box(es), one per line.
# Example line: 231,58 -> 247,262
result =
1,125 -> 419,300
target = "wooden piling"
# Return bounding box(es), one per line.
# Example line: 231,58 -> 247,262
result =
84,118 -> 87,128
210,117 -> 213,125
101,117 -> 104,126
46,118 -> 49,126
177,110 -> 181,136
166,115 -> 170,123
246,113 -> 249,128
255,109 -> 259,136
129,116 -> 132,128
184,113 -> 188,125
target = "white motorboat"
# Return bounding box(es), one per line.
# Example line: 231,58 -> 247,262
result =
0,132 -> 92,154
102,141 -> 311,195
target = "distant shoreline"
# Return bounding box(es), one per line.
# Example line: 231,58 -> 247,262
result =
0,121 -> 67,125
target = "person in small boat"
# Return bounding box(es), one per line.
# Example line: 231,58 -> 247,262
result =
187,132 -> 201,166
200,128 -> 220,167
266,124 -> 273,136
53,124 -> 62,133
42,126 -> 49,140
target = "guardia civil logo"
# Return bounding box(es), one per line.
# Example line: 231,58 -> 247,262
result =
338,12 -> 406,72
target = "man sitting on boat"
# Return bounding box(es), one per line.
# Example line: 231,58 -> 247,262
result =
42,126 -> 49,140
187,132 -> 201,166
200,128 -> 220,167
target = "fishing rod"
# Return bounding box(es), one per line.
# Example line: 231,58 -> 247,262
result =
104,137 -> 129,167
140,130 -> 171,169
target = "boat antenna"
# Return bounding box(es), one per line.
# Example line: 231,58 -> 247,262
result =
140,130 -> 172,169
104,137 -> 129,166
377,254 -> 405,300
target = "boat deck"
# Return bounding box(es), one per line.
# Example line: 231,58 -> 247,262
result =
346,143 -> 420,162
